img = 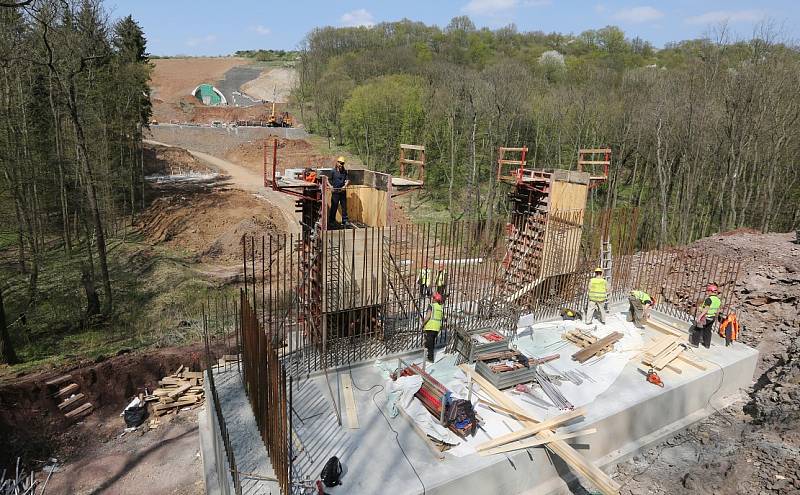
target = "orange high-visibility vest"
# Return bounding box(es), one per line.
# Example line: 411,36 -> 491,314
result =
719,313 -> 740,341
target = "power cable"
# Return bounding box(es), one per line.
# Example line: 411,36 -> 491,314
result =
347,364 -> 427,495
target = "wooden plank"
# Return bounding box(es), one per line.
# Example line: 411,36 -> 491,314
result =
340,374 -> 359,429
400,144 -> 425,151
476,407 -> 586,452
646,319 -> 686,337
577,160 -> 611,165
572,332 -> 623,363
183,371 -> 204,379
399,158 -> 424,165
55,383 -> 79,398
397,405 -> 444,460
64,402 -> 93,418
175,365 -> 184,375
653,343 -> 684,370
479,428 -> 598,456
460,364 -> 620,495
579,148 -> 612,154
499,147 -> 526,152
45,374 -> 73,387
168,383 -> 192,399
477,399 -> 539,423
153,397 -> 199,411
58,393 -> 85,410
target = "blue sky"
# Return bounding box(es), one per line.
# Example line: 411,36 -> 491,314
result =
108,1 -> 800,56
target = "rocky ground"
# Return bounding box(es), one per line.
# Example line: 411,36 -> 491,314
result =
615,231 -> 800,495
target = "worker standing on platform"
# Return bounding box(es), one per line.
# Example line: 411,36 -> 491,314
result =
328,157 -> 350,228
421,292 -> 444,363
690,284 -> 722,349
417,261 -> 432,298
434,261 -> 447,297
627,289 -> 654,329
585,267 -> 607,325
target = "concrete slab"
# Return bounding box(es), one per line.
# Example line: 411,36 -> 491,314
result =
202,309 -> 758,495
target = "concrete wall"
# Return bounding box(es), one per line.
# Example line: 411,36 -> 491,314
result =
198,371 -> 235,495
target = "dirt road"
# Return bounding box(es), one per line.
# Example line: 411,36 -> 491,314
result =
144,139 -> 299,233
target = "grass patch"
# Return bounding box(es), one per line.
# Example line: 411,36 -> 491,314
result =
0,234 -> 237,379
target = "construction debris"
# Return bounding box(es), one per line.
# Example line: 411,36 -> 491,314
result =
0,458 -> 52,495
146,366 -> 205,416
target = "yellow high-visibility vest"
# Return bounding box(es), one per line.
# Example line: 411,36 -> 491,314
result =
704,295 -> 722,318
588,276 -> 607,302
424,302 -> 443,332
417,268 -> 431,286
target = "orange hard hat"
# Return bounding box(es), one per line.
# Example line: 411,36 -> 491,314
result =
432,292 -> 443,303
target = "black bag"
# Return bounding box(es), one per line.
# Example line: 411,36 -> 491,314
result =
320,456 -> 342,487
123,405 -> 147,428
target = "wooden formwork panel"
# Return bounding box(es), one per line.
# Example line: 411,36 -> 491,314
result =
324,228 -> 386,312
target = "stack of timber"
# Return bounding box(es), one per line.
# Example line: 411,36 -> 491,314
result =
45,374 -> 93,420
566,330 -> 624,363
144,365 -> 205,416
459,364 -> 620,495
475,350 -> 537,389
641,335 -> 708,373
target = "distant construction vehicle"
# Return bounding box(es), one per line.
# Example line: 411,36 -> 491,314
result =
266,101 -> 293,127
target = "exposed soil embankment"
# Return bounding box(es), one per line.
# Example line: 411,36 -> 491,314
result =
616,231 -> 800,495
0,343 -> 214,471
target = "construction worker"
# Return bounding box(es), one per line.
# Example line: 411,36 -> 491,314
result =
627,289 -> 654,329
421,292 -> 444,362
718,312 -> 740,347
328,157 -> 350,228
690,284 -> 722,348
416,261 -> 432,298
434,261 -> 447,296
584,267 -> 607,325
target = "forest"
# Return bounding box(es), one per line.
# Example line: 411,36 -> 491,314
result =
0,0 -> 151,364
295,17 -> 800,245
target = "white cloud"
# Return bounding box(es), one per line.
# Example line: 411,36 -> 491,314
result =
186,35 -> 217,47
685,10 -> 765,25
612,6 -> 664,23
340,9 -> 375,27
252,25 -> 271,36
463,0 -> 517,16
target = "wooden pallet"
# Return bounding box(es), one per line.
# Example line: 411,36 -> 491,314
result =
563,329 -> 621,361
571,332 -> 623,363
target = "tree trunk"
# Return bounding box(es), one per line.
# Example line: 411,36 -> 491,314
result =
66,83 -> 113,315
0,290 -> 18,365
81,263 -> 101,318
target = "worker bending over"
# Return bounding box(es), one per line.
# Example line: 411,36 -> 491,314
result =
627,289 -> 654,329
328,157 -> 350,228
417,261 -> 432,298
585,267 -> 607,325
421,292 -> 444,363
690,283 -> 722,348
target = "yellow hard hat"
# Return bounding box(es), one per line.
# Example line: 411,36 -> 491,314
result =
594,267 -> 603,273
336,156 -> 346,164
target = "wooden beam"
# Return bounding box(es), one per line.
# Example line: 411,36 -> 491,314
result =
479,428 -> 598,456
476,407 -> 586,452
646,319 -> 686,338
64,402 -> 93,418
55,383 -> 79,398
58,393 -> 85,410
400,144 -> 425,151
579,148 -> 612,154
459,364 -> 620,495
340,373 -> 359,429
477,399 -> 539,423
45,374 -> 73,387
168,383 -> 192,399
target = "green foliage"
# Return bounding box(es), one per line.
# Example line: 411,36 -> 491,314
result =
234,49 -> 299,62
340,74 -> 425,171
300,16 -> 800,239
